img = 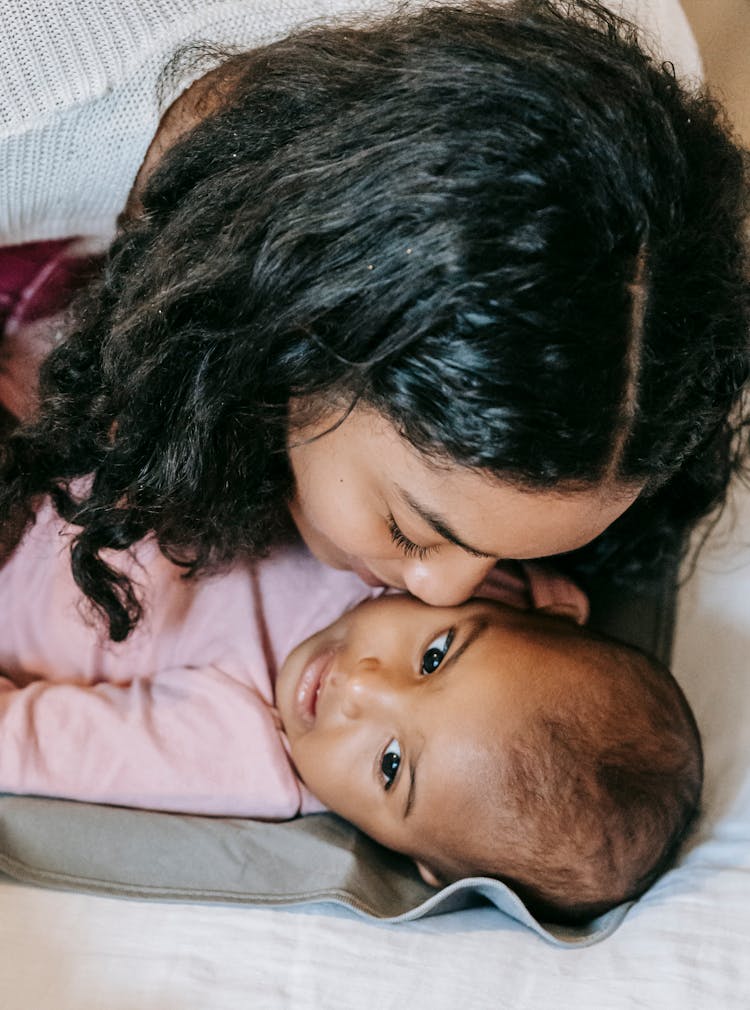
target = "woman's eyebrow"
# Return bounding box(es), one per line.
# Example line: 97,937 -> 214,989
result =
396,487 -> 493,558
404,617 -> 490,820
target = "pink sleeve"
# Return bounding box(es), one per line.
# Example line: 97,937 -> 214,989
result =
474,561 -> 589,625
0,665 -> 304,818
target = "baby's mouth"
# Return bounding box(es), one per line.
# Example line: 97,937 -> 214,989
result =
294,646 -> 336,728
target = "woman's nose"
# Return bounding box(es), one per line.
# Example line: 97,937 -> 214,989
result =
400,551 -> 497,607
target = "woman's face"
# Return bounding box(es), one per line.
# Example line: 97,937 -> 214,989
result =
287,404 -> 640,607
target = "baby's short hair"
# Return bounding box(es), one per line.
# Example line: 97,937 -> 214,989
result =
422,619 -> 702,924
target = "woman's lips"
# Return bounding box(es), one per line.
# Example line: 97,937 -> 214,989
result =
350,561 -> 387,588
294,647 -> 336,728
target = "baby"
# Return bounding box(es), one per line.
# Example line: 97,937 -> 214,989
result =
0,500 -> 702,925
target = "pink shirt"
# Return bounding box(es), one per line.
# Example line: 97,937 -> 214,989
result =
0,501 -> 587,818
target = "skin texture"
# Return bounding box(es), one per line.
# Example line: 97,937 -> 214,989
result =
288,405 -> 641,605
275,591 -> 585,885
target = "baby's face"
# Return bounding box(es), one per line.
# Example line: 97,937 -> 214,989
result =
276,594 -> 565,881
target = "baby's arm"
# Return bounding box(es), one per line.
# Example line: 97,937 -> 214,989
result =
0,665 -> 302,818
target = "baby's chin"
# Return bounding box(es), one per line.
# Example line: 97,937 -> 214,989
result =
274,634 -> 313,731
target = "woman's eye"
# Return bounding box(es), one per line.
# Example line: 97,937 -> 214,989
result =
387,515 -> 438,562
421,629 -> 454,675
380,739 -> 401,791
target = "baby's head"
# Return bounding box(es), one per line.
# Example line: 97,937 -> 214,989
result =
276,594 -> 702,924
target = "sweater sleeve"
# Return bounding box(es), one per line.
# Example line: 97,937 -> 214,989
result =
0,663 -> 303,819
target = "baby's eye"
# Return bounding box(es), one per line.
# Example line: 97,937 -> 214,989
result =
421,629 -> 454,675
381,739 -> 401,791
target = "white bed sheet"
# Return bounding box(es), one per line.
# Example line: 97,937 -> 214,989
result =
3,2 -> 749,1007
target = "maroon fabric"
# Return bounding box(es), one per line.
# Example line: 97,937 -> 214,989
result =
0,241 -> 68,328
0,240 -> 101,332
0,240 -> 103,423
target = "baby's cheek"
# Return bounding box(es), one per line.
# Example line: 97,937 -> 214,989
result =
291,738 -> 331,795
303,751 -> 356,816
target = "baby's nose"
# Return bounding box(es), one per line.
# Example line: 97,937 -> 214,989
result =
339,659 -> 394,720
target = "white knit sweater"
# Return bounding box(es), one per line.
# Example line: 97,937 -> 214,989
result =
0,0 -> 700,244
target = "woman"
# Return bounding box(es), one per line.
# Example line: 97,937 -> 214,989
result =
0,0 -> 747,640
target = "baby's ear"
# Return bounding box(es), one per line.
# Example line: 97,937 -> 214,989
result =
522,560 -> 589,625
535,601 -> 585,623
415,861 -> 443,888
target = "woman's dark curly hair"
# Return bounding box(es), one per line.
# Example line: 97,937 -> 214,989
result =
1,0 -> 748,640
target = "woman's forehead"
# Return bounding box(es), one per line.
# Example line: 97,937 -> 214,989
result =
290,402 -> 639,557
371,429 -> 638,559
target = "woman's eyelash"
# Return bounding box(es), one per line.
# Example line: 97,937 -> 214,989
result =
387,515 -> 438,561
